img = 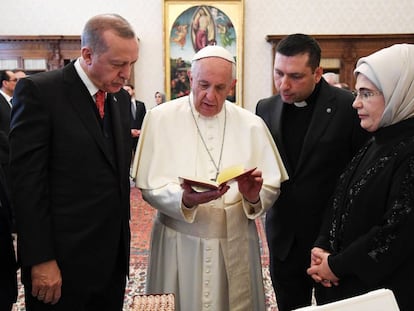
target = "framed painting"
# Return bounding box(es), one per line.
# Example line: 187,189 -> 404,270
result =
164,0 -> 244,105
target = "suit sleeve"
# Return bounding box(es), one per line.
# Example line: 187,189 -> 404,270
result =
9,78 -> 55,267
137,102 -> 146,129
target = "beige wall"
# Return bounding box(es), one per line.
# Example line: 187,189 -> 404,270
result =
2,0 -> 414,111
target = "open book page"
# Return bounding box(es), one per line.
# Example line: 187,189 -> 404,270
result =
292,289 -> 400,311
179,166 -> 256,192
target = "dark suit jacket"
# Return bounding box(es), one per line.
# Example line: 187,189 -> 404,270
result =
0,164 -> 17,307
130,99 -> 146,150
9,62 -> 131,291
0,94 -> 13,234
256,79 -> 369,261
0,93 -> 11,166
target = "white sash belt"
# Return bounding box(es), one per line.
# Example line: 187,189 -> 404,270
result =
158,206 -> 227,238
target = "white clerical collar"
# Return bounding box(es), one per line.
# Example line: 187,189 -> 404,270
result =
294,101 -> 307,108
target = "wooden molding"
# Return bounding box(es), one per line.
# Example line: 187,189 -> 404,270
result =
0,35 -> 135,85
0,35 -> 80,72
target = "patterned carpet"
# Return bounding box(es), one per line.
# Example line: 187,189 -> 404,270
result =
13,187 -> 278,310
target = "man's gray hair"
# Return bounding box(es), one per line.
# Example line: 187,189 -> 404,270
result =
81,13 -> 137,55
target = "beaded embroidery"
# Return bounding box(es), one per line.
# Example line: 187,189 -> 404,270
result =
329,136 -> 414,261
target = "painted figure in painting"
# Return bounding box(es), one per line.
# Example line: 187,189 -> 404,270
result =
171,24 -> 188,49
169,5 -> 236,100
217,23 -> 235,48
192,6 -> 215,52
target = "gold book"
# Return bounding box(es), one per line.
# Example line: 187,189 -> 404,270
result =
179,165 -> 256,192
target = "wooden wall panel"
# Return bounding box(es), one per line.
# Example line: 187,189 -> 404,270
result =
0,36 -> 80,73
0,35 -> 135,85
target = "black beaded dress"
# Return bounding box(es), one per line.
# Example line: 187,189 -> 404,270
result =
315,118 -> 414,310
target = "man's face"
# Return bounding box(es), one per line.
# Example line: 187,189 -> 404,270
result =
82,30 -> 139,93
273,52 -> 322,103
3,71 -> 17,96
188,57 -> 236,117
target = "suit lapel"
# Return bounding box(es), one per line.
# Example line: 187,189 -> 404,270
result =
0,94 -> 11,115
108,93 -> 129,178
270,98 -> 293,174
62,64 -> 116,170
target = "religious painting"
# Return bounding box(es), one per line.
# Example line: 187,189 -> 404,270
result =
164,0 -> 244,105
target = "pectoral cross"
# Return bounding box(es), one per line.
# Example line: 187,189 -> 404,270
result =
211,170 -> 219,182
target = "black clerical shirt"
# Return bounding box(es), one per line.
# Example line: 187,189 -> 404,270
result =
281,83 -> 321,171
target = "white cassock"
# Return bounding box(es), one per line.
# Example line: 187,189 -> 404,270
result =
132,94 -> 288,311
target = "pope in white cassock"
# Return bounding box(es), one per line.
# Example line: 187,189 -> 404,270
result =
131,45 -> 288,311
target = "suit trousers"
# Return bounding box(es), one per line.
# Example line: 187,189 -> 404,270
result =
0,301 -> 13,311
23,249 -> 126,311
271,237 -> 325,311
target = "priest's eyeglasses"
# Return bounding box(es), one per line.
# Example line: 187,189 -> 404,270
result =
352,89 -> 383,101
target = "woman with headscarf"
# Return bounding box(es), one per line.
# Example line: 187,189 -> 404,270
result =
307,44 -> 414,310
154,91 -> 165,106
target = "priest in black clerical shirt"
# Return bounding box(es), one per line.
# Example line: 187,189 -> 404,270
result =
256,33 -> 370,311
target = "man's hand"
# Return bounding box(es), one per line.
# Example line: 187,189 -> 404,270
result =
131,129 -> 140,138
31,260 -> 62,304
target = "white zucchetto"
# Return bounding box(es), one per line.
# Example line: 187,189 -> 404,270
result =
192,45 -> 236,64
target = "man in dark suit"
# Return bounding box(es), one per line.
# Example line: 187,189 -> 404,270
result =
0,164 -> 17,311
9,14 -> 139,311
0,70 -> 18,232
123,83 -> 146,153
0,70 -> 17,176
0,71 -> 19,305
256,34 -> 369,311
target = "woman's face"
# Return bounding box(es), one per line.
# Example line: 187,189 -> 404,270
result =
155,92 -> 163,105
352,74 -> 385,132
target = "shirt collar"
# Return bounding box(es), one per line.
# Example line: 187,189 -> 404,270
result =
74,58 -> 100,96
0,90 -> 12,106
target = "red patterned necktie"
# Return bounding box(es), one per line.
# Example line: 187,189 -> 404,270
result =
95,90 -> 105,118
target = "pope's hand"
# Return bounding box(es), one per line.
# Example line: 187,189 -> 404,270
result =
181,182 -> 229,208
237,168 -> 262,203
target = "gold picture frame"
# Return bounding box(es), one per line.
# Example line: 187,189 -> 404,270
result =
164,0 -> 244,105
